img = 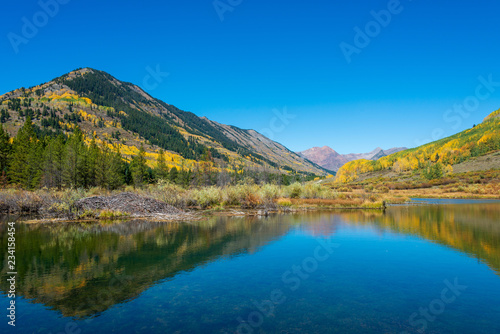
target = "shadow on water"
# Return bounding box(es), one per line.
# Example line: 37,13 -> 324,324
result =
0,215 -> 301,318
0,203 -> 499,321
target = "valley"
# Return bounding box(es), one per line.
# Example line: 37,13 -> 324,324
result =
0,69 -> 499,222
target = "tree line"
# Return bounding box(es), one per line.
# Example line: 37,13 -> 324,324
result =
0,118 -> 312,190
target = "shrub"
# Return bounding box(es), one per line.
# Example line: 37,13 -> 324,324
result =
99,210 -> 129,219
286,182 -> 303,199
375,186 -> 390,193
242,192 -> 260,208
258,184 -> 280,204
276,198 -> 292,207
302,183 -> 323,198
77,209 -> 97,219
193,187 -> 222,209
222,185 -> 245,206
149,180 -> 187,207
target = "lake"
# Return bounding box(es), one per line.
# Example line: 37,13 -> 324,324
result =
1,201 -> 500,333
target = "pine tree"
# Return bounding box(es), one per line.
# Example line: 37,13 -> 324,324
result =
169,166 -> 179,184
130,144 -> 148,187
86,138 -> 100,187
108,148 -> 124,189
95,143 -> 109,188
155,149 -> 169,180
42,135 -> 65,189
9,117 -> 39,188
0,124 -> 11,174
94,142 -> 123,189
26,139 -> 44,189
63,127 -> 86,187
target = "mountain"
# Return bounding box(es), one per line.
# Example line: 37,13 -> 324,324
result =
0,68 -> 326,175
298,146 -> 346,172
335,109 -> 500,183
299,146 -> 407,172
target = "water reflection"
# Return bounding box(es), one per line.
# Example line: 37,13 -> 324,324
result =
0,215 -> 302,318
344,203 -> 500,275
0,203 -> 499,322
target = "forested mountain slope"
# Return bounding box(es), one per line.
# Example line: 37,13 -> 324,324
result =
335,110 -> 500,183
0,68 -> 326,176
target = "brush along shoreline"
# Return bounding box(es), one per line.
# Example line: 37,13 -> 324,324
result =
1,179 -> 499,223
0,189 -> 391,223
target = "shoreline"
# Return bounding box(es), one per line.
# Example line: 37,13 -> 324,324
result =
5,194 -> 500,224
1,175 -> 499,224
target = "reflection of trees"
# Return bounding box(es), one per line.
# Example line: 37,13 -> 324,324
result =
1,205 -> 498,319
339,204 -> 500,275
0,217 -> 294,318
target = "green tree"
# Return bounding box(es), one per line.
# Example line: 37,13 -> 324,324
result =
108,149 -> 124,189
9,117 -> 41,189
155,149 -> 169,180
63,127 -> 86,187
42,135 -> 65,189
95,143 -> 124,190
130,144 -> 148,187
0,124 -> 11,173
423,162 -> 444,180
86,138 -> 100,187
169,166 -> 179,184
27,139 -> 44,188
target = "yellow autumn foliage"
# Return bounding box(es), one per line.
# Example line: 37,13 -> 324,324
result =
335,108 -> 500,183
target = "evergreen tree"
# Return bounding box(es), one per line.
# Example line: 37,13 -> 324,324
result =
0,125 -> 11,173
9,117 -> 40,189
108,148 -> 124,189
94,143 -> 123,189
155,149 -> 169,180
86,138 -> 100,187
95,143 -> 109,188
169,166 -> 179,184
178,169 -> 192,187
42,135 -> 65,189
27,139 -> 44,188
130,144 -> 148,187
423,162 -> 444,180
63,127 -> 86,187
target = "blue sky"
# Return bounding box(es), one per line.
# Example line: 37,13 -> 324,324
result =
1,0 -> 500,153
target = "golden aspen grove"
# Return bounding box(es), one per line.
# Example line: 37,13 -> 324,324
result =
335,109 -> 500,183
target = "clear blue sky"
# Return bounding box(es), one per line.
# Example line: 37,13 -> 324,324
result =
1,0 -> 500,154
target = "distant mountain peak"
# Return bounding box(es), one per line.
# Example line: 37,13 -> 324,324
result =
299,146 -> 407,172
0,68 -> 328,176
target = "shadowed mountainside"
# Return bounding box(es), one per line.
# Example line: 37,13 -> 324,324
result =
0,68 -> 327,175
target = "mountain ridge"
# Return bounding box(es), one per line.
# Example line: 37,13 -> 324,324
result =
0,68 -> 328,176
335,109 -> 500,183
298,145 -> 407,172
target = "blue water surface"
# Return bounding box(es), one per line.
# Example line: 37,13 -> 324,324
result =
1,203 -> 500,333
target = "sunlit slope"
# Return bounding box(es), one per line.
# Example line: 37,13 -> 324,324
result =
0,68 -> 326,175
336,109 -> 500,183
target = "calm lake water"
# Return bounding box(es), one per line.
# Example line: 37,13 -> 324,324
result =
1,202 -> 500,333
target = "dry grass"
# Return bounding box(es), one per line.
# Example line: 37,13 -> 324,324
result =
0,181 -> 394,217
4,171 -> 495,220
327,169 -> 500,200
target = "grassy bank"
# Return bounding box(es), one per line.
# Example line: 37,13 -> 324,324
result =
0,181 -> 398,219
2,169 -> 498,221
326,169 -> 500,200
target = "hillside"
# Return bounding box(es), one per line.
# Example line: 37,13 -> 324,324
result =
299,146 -> 406,172
335,109 -> 500,183
0,68 -> 326,176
